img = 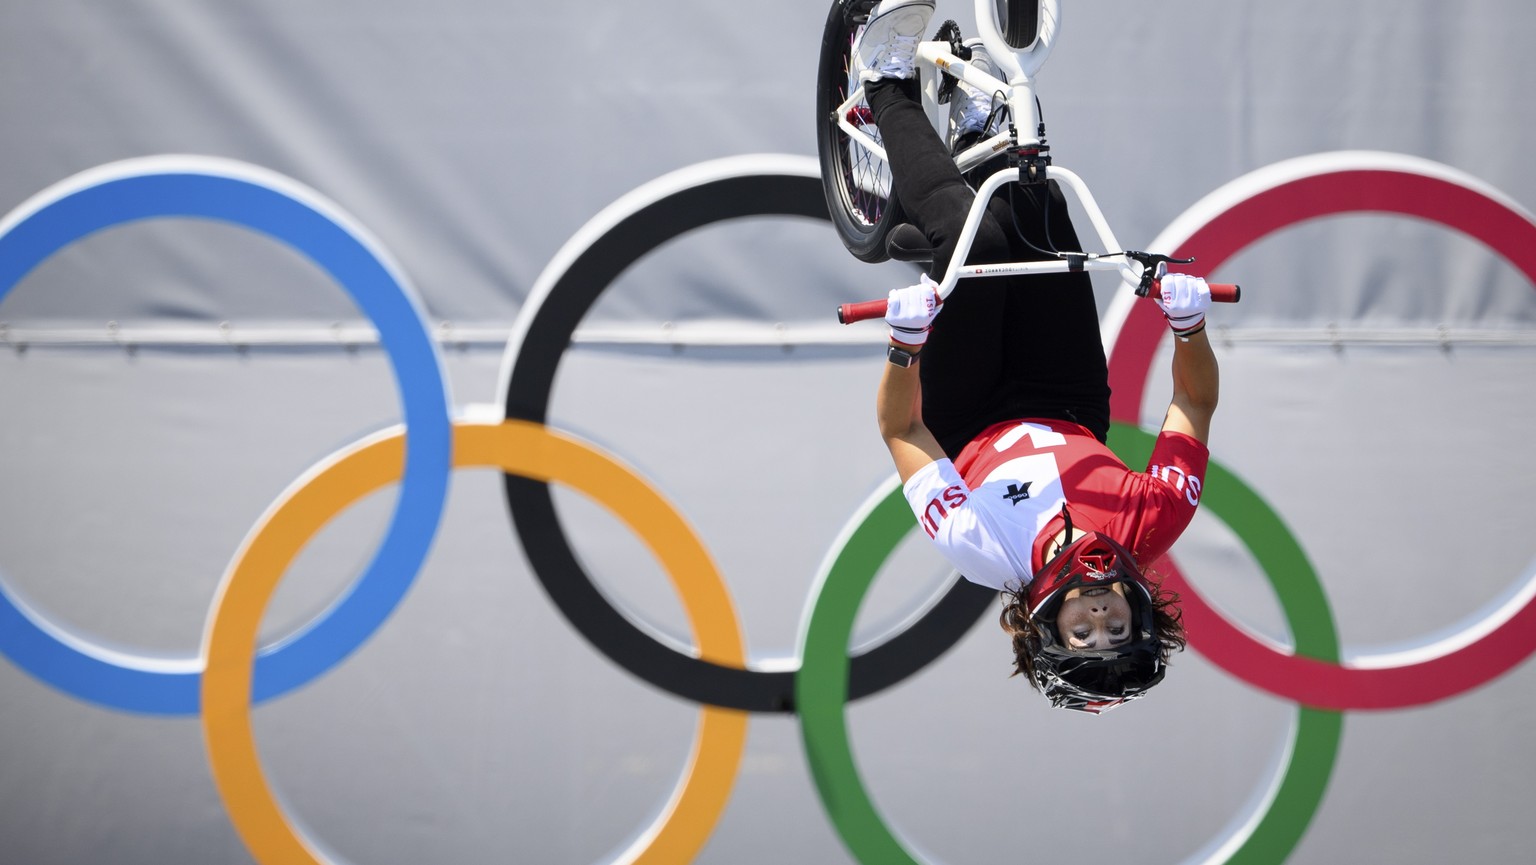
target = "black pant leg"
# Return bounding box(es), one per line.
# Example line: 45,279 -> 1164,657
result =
865,81 -> 1111,451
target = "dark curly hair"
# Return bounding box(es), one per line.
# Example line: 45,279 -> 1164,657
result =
998,571 -> 1188,689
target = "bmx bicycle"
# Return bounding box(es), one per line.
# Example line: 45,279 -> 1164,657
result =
815,0 -> 1240,322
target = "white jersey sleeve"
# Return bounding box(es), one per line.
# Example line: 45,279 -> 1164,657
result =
901,459 -> 1028,592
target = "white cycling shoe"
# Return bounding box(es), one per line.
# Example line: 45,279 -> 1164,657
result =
854,0 -> 935,83
950,39 -> 1001,145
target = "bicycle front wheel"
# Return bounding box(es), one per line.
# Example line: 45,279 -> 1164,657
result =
816,0 -> 904,263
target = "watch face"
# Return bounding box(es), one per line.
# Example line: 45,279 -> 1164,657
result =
887,345 -> 919,367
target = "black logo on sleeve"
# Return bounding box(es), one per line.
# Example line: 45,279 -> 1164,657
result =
1002,482 -> 1032,505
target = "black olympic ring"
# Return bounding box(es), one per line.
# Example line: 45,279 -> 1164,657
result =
501,160 -> 995,712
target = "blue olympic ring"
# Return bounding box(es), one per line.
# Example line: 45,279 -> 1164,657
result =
0,157 -> 453,715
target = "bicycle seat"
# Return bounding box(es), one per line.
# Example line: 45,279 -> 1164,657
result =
885,222 -> 935,263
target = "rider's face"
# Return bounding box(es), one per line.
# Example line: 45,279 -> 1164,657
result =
1055,582 -> 1133,650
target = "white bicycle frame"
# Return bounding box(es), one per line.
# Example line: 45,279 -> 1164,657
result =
833,0 -> 1146,300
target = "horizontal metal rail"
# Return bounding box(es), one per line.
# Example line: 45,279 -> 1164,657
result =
3,320 -> 1534,351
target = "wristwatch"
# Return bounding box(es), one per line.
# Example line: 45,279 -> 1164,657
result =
886,344 -> 921,367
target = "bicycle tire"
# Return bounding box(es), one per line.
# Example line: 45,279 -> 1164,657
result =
816,0 -> 905,263
998,0 -> 1042,50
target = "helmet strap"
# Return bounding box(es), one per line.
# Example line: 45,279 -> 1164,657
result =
1047,505 -> 1077,561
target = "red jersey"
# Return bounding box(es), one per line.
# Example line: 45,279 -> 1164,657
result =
901,418 -> 1208,591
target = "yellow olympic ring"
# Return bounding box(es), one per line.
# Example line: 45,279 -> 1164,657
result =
200,419 -> 748,864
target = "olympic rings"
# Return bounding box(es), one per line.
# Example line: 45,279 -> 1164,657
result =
5,150 -> 1532,865
1105,151 -> 1536,709
498,154 -> 994,713
202,419 -> 747,865
0,156 -> 452,715
796,423 -> 1343,865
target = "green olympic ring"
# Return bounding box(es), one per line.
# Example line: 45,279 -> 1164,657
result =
795,423 -> 1343,865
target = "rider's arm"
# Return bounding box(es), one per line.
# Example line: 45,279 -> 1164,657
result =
877,345 -> 947,482
1155,273 -> 1219,443
878,278 -> 948,482
1161,327 -> 1218,443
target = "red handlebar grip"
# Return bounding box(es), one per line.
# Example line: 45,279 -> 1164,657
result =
1209,283 -> 1241,303
842,281 -> 1240,323
1149,280 -> 1242,303
837,299 -> 889,324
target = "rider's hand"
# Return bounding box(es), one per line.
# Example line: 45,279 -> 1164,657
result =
886,274 -> 942,348
1155,272 -> 1211,338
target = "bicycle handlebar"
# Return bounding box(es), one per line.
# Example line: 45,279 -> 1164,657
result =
837,279 -> 1240,324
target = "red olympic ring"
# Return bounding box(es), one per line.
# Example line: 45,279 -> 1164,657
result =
1106,152 -> 1536,709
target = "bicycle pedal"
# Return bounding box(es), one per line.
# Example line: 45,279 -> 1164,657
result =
933,20 -> 970,105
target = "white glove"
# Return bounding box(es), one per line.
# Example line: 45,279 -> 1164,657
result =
1155,272 -> 1211,338
885,274 -> 942,348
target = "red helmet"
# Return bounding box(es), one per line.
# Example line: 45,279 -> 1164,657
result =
1026,531 -> 1166,713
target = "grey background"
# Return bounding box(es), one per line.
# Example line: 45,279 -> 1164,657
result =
2,1 -> 1535,863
